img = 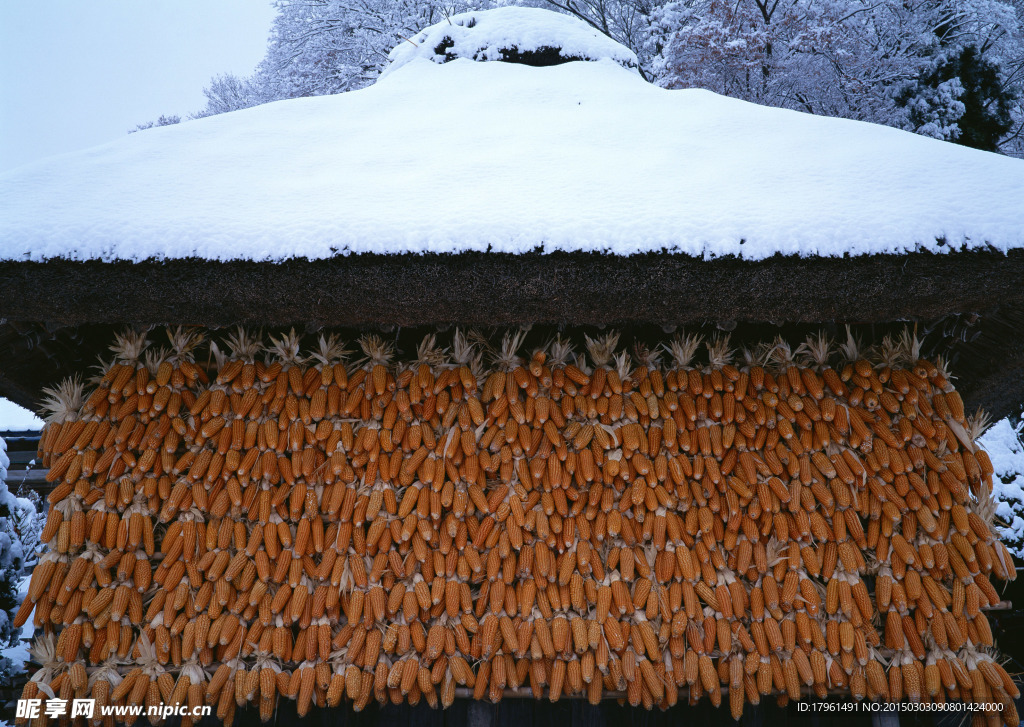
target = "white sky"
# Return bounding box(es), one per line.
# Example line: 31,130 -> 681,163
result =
0,1 -> 277,172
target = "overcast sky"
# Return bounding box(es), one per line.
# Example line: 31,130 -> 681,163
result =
0,1 -> 276,172
0,1 -> 276,428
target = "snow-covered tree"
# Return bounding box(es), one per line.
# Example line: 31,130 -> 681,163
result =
253,0 -> 490,100
895,44 -> 1017,150
0,435 -> 36,681
650,0 -> 1024,149
128,115 -> 182,134
981,417 -> 1024,556
193,74 -> 270,118
651,0 -> 917,117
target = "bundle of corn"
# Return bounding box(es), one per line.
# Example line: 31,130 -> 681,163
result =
14,326 -> 1020,726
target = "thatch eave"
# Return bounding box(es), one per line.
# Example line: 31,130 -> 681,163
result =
2,248 -> 1023,328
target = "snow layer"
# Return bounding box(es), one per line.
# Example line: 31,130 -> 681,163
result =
383,7 -> 639,76
0,399 -> 43,432
1,20 -> 1023,261
980,418 -> 1024,555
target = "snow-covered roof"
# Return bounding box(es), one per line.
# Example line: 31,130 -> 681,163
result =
1,8 -> 1023,262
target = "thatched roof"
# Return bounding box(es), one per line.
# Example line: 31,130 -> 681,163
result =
1,26 -> 1022,262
